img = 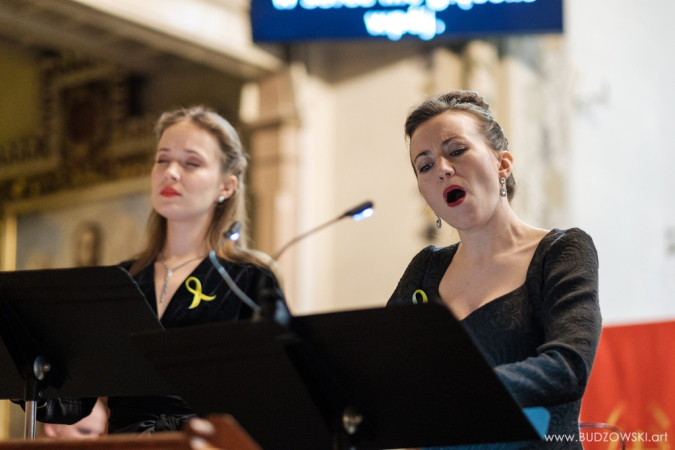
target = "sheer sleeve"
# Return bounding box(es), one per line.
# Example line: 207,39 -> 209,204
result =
494,228 -> 602,407
14,397 -> 98,425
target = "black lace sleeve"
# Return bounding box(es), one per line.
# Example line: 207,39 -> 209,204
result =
387,246 -> 435,306
26,397 -> 98,425
493,228 -> 602,407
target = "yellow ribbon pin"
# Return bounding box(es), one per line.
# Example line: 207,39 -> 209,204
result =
186,276 -> 216,309
412,289 -> 428,305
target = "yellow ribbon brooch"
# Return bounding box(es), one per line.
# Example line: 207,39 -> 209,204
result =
186,276 -> 216,309
412,289 -> 428,305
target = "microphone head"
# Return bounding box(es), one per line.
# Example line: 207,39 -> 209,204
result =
224,221 -> 243,242
342,201 -> 374,221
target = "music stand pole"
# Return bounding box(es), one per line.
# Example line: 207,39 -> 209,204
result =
23,356 -> 52,439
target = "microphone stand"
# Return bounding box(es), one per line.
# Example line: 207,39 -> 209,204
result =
273,201 -> 374,261
270,201 -> 377,448
209,201 -> 374,324
205,202 -> 377,448
208,221 -> 290,324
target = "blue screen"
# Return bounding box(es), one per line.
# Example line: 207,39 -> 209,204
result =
251,0 -> 563,42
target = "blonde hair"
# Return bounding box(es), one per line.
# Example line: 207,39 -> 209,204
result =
130,106 -> 271,276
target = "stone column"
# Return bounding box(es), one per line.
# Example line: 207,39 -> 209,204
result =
242,68 -> 301,307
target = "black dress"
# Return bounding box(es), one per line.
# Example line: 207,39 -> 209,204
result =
34,257 -> 284,434
387,228 -> 602,450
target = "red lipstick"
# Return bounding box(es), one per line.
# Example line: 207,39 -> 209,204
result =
160,186 -> 180,197
443,185 -> 466,207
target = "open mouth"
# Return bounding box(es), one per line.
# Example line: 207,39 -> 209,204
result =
446,189 -> 465,204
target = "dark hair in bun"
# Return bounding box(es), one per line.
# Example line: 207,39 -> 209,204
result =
405,90 -> 516,202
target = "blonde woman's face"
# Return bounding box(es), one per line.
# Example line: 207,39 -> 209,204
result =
151,121 -> 235,225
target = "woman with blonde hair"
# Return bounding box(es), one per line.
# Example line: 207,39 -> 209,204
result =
32,106 -> 284,434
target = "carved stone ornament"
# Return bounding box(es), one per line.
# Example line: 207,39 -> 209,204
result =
0,52 -> 155,204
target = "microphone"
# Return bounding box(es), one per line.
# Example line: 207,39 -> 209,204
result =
272,200 -> 375,260
224,220 -> 242,242
209,201 -> 374,322
208,222 -> 262,315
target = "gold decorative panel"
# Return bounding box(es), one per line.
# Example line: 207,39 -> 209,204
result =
0,53 -> 155,204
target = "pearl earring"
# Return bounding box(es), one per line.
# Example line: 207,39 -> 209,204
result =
499,177 -> 507,198
218,195 -> 226,204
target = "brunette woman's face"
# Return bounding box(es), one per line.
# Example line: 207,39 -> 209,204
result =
409,111 -> 511,231
151,120 -> 236,224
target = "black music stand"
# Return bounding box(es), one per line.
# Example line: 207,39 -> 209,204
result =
0,266 -> 174,439
132,303 -> 549,450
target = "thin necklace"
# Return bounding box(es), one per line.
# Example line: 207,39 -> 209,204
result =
158,252 -> 205,304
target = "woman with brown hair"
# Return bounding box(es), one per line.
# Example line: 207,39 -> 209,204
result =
33,106 -> 284,434
388,91 -> 601,449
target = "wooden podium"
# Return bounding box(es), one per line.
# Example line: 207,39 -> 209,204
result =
0,414 -> 260,449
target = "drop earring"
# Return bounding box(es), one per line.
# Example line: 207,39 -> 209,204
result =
436,214 -> 442,229
499,177 -> 507,198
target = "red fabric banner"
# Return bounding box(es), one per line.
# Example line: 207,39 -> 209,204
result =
580,320 -> 675,450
